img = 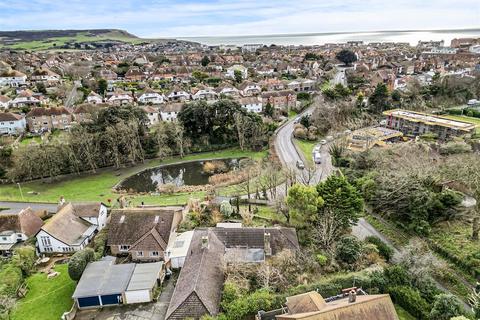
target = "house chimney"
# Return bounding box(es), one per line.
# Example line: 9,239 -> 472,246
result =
201,235 -> 209,249
264,232 -> 272,256
348,290 -> 357,303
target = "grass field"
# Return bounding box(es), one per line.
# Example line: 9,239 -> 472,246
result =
0,31 -> 145,51
294,138 -> 317,165
11,264 -> 75,320
0,148 -> 267,205
441,114 -> 480,133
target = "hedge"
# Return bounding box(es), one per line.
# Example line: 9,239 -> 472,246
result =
388,286 -> 430,319
67,248 -> 95,281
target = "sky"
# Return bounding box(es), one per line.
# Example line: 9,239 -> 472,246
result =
0,0 -> 479,38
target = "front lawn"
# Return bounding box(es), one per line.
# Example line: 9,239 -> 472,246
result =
0,148 -> 267,205
11,264 -> 76,320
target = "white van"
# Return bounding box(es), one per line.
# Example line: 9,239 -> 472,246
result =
313,152 -> 322,164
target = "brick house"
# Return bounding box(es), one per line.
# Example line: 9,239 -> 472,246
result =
26,106 -> 72,133
107,207 -> 183,262
261,90 -> 297,110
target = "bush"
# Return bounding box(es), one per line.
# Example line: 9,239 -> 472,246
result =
439,142 -> 472,155
383,265 -> 411,287
429,294 -> 466,320
388,286 -> 430,319
293,126 -> 308,139
93,229 -> 108,260
335,236 -> 362,264
11,246 -> 36,276
0,264 -> 23,296
364,236 -> 394,261
68,248 -> 95,281
315,254 -> 328,266
222,289 -> 277,320
220,200 -> 234,219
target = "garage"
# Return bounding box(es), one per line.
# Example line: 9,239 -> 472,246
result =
100,294 -> 122,305
124,290 -> 151,304
72,258 -> 135,309
77,296 -> 101,308
124,262 -> 164,304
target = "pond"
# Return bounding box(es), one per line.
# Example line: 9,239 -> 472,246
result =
118,158 -> 243,193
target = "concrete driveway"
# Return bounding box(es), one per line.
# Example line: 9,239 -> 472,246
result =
74,279 -> 175,320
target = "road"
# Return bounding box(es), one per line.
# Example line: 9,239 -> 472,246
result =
0,201 -> 58,214
352,218 -> 399,254
274,105 -> 334,186
64,81 -> 81,108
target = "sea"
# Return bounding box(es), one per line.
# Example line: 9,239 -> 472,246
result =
178,29 -> 480,46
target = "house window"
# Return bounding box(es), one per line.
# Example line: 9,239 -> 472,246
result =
119,245 -> 130,252
150,251 -> 159,257
136,251 -> 144,257
41,236 -> 51,247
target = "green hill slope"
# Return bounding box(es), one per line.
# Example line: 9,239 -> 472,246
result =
0,29 -> 154,50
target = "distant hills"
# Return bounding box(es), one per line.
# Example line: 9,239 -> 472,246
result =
0,29 -> 182,51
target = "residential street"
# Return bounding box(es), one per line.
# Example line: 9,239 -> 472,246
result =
0,201 -> 58,214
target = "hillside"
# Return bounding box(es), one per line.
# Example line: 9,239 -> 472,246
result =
0,29 -> 159,50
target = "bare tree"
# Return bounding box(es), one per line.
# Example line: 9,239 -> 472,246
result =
299,164 -> 316,185
312,209 -> 343,253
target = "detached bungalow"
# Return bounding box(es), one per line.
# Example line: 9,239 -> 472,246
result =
108,207 -> 183,261
36,203 -> 107,254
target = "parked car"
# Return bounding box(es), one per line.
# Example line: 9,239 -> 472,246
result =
313,146 -> 321,153
313,152 -> 322,164
296,160 -> 305,169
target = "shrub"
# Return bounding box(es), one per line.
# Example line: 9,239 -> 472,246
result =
0,264 -> 23,296
222,289 -> 277,320
335,236 -> 362,265
429,294 -> 465,320
293,127 -> 308,139
220,200 -> 234,219
68,248 -> 95,281
203,161 -> 228,174
388,286 -> 430,319
315,254 -> 328,266
93,229 -> 108,260
297,92 -> 311,101
364,236 -> 394,261
439,142 -> 472,155
383,265 -> 411,287
11,246 -> 36,276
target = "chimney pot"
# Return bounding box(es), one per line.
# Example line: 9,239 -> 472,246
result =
348,290 -> 357,303
201,235 -> 209,249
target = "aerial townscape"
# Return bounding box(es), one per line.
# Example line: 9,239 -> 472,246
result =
0,2 -> 480,320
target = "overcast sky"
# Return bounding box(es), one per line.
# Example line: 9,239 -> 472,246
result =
0,0 -> 479,37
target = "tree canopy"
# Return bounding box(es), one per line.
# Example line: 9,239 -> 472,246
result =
336,49 -> 357,66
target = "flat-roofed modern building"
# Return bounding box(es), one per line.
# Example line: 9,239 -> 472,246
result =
383,109 -> 476,139
347,126 -> 403,152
